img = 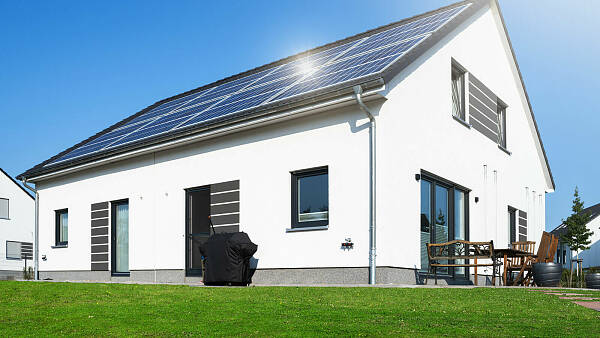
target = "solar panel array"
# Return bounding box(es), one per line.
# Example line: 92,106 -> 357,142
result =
47,4 -> 469,166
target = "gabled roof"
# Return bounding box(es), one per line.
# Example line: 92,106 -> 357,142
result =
551,202 -> 600,236
18,0 -> 484,181
0,168 -> 34,199
19,0 -> 553,188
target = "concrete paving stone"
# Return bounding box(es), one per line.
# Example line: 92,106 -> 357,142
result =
573,301 -> 600,311
559,297 -> 600,300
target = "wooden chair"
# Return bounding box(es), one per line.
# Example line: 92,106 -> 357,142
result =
508,232 -> 552,286
545,235 -> 559,263
506,241 -> 535,285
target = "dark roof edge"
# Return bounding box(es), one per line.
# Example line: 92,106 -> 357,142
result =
550,202 -> 600,234
493,0 -> 555,190
381,1 -> 484,82
18,0 -> 476,181
0,168 -> 35,199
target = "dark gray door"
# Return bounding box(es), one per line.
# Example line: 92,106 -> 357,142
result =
185,187 -> 211,276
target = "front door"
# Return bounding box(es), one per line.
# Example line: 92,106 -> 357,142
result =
185,186 -> 211,276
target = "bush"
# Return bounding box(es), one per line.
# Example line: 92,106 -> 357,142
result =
22,266 -> 33,280
560,268 -> 586,288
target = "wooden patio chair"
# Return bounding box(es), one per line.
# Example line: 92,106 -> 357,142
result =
545,235 -> 559,263
508,232 -> 552,286
506,241 -> 535,285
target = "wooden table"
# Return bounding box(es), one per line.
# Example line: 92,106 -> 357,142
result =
494,248 -> 536,286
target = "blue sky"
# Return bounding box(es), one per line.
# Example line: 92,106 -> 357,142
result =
0,1 -> 598,230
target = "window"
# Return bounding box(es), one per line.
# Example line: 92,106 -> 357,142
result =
420,171 -> 469,277
291,167 -> 328,229
508,206 -> 516,245
451,63 -> 466,121
55,209 -> 68,246
111,200 -> 129,275
0,198 -> 8,219
6,241 -> 21,260
497,101 -> 507,148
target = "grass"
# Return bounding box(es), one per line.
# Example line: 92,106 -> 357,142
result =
1,282 -> 599,337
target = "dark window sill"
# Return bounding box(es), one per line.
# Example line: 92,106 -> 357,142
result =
286,225 -> 329,232
453,115 -> 471,129
51,244 -> 68,249
6,257 -> 21,261
498,145 -> 511,155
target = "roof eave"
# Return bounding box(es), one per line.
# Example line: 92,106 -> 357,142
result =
19,78 -> 387,182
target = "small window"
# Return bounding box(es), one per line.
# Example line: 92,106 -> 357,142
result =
497,101 -> 507,148
55,209 -> 68,246
6,241 -> 21,260
451,63 -> 466,121
0,198 -> 8,219
291,167 -> 329,228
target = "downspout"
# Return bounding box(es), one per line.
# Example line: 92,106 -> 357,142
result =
21,179 -> 39,281
353,85 -> 376,285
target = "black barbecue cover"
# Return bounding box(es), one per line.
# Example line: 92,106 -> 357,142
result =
199,232 -> 258,285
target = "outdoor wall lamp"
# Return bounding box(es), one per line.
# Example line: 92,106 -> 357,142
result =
415,174 -> 421,181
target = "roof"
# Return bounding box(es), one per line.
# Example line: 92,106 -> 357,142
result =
0,168 -> 34,199
551,202 -> 600,236
18,0 -> 553,188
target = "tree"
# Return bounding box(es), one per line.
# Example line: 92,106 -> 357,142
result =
561,187 -> 594,286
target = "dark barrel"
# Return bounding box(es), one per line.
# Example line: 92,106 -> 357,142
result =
585,272 -> 600,289
532,262 -> 562,287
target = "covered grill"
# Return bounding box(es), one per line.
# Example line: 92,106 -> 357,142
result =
199,232 -> 257,286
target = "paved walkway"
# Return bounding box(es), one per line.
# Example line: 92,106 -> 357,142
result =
529,289 -> 600,312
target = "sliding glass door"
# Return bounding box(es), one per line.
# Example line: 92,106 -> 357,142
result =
420,173 -> 469,278
111,200 -> 129,275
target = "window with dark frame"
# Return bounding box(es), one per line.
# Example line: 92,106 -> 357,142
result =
6,241 -> 21,260
0,198 -> 8,219
55,209 -> 68,246
451,63 -> 466,121
497,101 -> 507,148
291,167 -> 329,229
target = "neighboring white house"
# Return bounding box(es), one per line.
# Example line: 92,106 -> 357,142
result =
552,203 -> 600,270
0,168 -> 34,278
18,0 -> 554,284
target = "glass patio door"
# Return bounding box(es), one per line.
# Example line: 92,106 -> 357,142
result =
420,174 -> 468,278
111,200 -> 129,275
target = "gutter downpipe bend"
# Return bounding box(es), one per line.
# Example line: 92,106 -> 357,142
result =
21,179 -> 39,281
353,85 -> 376,285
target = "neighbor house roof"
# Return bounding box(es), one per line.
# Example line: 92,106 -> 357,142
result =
551,202 -> 600,236
18,0 -> 553,189
1,168 -> 34,199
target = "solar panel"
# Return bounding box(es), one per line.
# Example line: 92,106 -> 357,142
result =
46,3 -> 470,166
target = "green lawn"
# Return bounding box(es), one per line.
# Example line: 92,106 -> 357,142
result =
1,282 -> 599,337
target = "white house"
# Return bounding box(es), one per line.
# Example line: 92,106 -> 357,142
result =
552,203 -> 600,270
18,0 -> 554,285
0,168 -> 34,279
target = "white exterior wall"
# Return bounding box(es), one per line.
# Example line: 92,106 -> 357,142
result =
0,171 -> 34,272
33,2 -> 551,277
561,216 -> 600,269
375,3 -> 549,270
36,106 -> 372,272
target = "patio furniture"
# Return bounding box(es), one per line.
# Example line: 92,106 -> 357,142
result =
494,248 -> 535,286
426,240 -> 498,285
506,232 -> 559,286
